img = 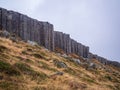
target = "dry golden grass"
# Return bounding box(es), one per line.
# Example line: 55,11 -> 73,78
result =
0,37 -> 120,90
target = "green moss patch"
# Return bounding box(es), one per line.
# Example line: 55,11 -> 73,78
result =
0,61 -> 20,76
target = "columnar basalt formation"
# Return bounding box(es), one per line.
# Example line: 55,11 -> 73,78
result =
1,7 -> 119,67
87,52 -> 120,67
0,7 -> 90,58
54,31 -> 89,58
0,8 -> 54,51
54,31 -> 71,54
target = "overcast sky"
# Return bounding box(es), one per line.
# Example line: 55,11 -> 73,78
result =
0,0 -> 120,62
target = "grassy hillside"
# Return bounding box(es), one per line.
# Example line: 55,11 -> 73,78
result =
0,37 -> 120,90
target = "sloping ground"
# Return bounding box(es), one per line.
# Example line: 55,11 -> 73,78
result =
0,37 -> 120,90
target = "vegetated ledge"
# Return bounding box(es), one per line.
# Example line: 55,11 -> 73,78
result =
0,7 -> 120,68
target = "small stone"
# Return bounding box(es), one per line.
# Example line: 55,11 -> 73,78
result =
53,60 -> 67,68
0,30 -> 10,38
62,54 -> 68,58
55,72 -> 64,76
72,58 -> 81,64
27,40 -> 38,46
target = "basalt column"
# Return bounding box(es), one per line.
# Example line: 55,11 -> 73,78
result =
12,12 -> 20,36
37,22 -> 43,45
81,44 -> 84,57
23,15 -> 28,41
26,17 -> 31,41
71,39 -> 78,54
54,31 -> 71,54
0,8 -> 2,30
6,11 -> 13,33
77,43 -> 82,57
1,8 -> 7,30
83,46 -> 87,58
19,14 -> 24,39
65,34 -> 71,53
42,22 -> 54,51
54,31 -> 63,51
33,20 -> 38,42
86,46 -> 89,58
62,33 -> 71,54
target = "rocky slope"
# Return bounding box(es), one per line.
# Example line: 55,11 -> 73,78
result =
0,36 -> 120,90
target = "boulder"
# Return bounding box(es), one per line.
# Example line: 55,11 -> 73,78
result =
0,30 -> 10,38
61,54 -> 68,58
53,60 -> 67,68
88,62 -> 102,70
72,58 -> 81,64
27,40 -> 38,46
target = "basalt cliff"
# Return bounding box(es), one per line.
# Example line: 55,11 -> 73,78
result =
0,7 -> 120,90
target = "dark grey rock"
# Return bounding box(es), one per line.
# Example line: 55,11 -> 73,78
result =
55,71 -> 64,76
6,11 -> 13,33
0,8 -> 2,30
0,30 -> 10,38
1,8 -> 7,30
10,36 -> 17,42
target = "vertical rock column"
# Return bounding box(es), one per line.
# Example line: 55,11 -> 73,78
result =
42,22 -> 54,51
80,44 -> 84,57
65,34 -> 71,54
83,46 -> 86,58
1,8 -> 7,30
0,8 -> 2,30
62,33 -> 66,53
30,19 -> 34,41
49,23 -> 54,51
39,22 -> 44,46
19,14 -> 24,39
54,31 -> 62,50
35,20 -> 41,44
86,46 -> 89,58
77,43 -> 82,57
33,19 -> 38,42
23,15 -> 28,41
54,31 -> 71,54
74,41 -> 78,55
43,22 -> 49,49
71,39 -> 76,54
71,39 -> 78,55
37,22 -> 43,45
6,11 -> 13,33
54,31 -> 57,48
26,17 -> 31,40
12,12 -> 20,35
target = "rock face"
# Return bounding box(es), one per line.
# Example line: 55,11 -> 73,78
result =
54,31 -> 89,58
0,7 -> 89,58
88,52 -> 120,68
1,7 -> 119,68
54,31 -> 71,54
0,8 -> 54,51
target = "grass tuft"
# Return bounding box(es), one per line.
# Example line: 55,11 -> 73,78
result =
0,61 -> 20,76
